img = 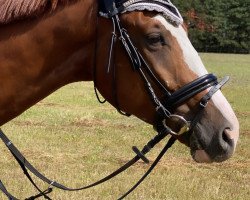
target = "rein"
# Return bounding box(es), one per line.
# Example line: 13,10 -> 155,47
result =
0,124 -> 175,199
0,0 -> 230,199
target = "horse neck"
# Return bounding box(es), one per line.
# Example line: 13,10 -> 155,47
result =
0,0 -> 97,125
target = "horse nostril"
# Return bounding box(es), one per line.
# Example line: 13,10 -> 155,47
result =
223,128 -> 237,151
205,128 -> 235,163
222,128 -> 235,149
222,128 -> 232,143
211,128 -> 235,162
224,128 -> 239,142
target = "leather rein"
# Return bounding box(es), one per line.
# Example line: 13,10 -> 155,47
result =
0,2 -> 230,200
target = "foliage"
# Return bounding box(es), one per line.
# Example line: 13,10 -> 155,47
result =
173,0 -> 249,53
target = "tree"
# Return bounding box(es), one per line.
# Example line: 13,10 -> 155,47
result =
171,0 -> 249,53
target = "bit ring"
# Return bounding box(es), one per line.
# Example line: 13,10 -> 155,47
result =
163,115 -> 190,136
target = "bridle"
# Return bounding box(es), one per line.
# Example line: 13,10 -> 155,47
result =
0,1 -> 230,199
95,1 -> 229,137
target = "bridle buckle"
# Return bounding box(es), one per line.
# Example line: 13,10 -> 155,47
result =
200,100 -> 208,108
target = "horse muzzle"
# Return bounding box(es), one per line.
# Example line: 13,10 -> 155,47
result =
190,126 -> 236,163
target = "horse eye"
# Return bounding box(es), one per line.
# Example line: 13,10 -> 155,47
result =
147,33 -> 165,46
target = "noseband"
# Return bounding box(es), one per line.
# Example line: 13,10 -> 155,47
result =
0,1 -> 230,199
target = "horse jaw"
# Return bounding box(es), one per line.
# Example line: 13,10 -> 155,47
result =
153,15 -> 239,163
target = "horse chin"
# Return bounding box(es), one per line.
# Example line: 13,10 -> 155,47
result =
174,131 -> 210,163
191,149 -> 213,163
187,130 -> 213,163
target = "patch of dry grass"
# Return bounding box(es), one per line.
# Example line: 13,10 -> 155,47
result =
0,53 -> 249,200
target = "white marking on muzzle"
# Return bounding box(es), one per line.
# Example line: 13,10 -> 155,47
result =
211,91 -> 239,144
154,15 -> 240,161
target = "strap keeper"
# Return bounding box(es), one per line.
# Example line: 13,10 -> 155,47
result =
6,141 -> 12,146
200,99 -> 208,108
49,181 -> 55,189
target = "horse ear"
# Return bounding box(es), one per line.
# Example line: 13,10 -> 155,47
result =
98,0 -> 119,17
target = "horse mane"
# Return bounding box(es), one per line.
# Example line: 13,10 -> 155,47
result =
0,0 -> 78,25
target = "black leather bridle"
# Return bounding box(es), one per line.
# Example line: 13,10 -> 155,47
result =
0,1 -> 230,199
95,1 -> 229,137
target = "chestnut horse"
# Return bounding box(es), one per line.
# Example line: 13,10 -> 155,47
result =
0,0 -> 239,198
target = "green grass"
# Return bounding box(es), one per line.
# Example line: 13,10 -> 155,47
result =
0,53 -> 249,200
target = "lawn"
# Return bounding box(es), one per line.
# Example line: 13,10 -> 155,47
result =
0,53 -> 249,200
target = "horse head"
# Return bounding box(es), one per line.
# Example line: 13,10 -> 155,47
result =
0,1 -> 241,198
95,1 -> 239,163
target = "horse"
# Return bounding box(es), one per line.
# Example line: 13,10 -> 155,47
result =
0,0 -> 239,198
